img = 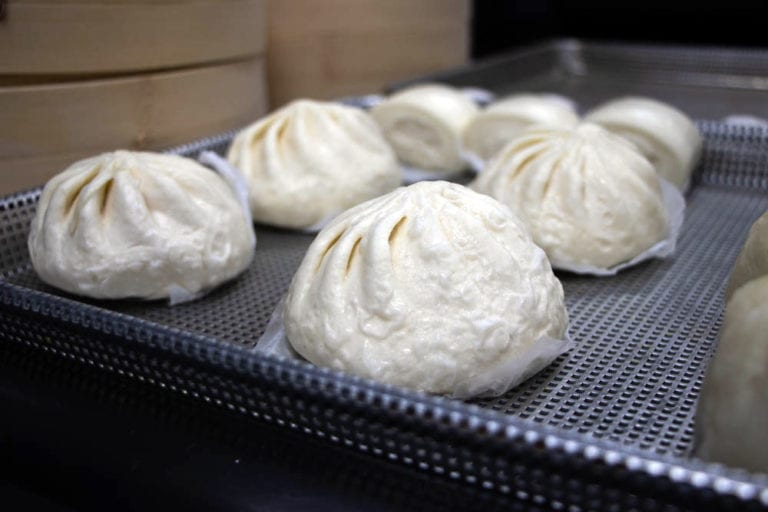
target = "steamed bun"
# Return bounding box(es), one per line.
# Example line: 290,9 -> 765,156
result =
463,94 -> 579,161
695,274 -> 768,473
28,151 -> 254,300
585,97 -> 702,189
227,99 -> 401,229
471,123 -> 669,270
370,84 -> 479,173
284,181 -> 568,397
725,210 -> 768,300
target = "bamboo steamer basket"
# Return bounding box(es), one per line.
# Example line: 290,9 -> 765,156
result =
0,0 -> 266,76
0,0 -> 268,194
0,58 -> 267,194
266,0 -> 470,107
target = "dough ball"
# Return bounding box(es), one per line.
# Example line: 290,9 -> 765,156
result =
284,181 -> 568,397
585,96 -> 702,189
463,94 -> 579,161
28,151 -> 254,300
695,274 -> 768,473
227,99 -> 401,229
471,123 -> 669,269
370,84 -> 479,173
726,210 -> 768,300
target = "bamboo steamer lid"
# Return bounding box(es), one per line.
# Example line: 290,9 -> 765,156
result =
0,0 -> 266,76
267,0 -> 470,106
0,57 -> 267,195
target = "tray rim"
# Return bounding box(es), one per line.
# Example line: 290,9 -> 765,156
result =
2,271 -> 767,507
2,120 -> 768,509
390,37 -> 768,95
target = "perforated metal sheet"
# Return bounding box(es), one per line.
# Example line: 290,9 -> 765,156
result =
475,185 -> 768,457
2,226 -> 310,348
3,56 -> 768,505
0,123 -> 766,464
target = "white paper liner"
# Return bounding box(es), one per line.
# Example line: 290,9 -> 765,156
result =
254,299 -> 303,360
458,332 -> 573,399
336,94 -> 385,110
166,284 -> 207,306
461,87 -> 497,106
553,177 -> 685,276
462,150 -> 486,175
198,151 -> 256,248
254,297 -> 574,399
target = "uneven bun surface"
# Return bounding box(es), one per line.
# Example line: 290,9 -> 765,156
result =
472,123 -> 669,269
696,275 -> 768,473
585,96 -> 702,189
371,84 -> 479,173
463,94 -> 579,161
228,99 -> 401,229
29,151 -> 254,300
725,210 -> 768,300
285,181 -> 568,397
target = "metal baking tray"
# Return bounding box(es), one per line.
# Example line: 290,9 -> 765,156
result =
3,40 -> 768,511
395,38 -> 768,120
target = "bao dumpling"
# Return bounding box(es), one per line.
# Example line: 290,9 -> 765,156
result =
585,97 -> 702,189
695,274 -> 768,473
227,99 -> 401,229
463,94 -> 580,161
370,84 -> 479,173
725,210 -> 768,300
28,151 -> 254,300
284,181 -> 568,397
471,123 -> 669,270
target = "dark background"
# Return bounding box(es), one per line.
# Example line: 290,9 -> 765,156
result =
472,1 -> 768,59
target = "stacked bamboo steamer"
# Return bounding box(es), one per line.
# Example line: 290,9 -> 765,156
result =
267,0 -> 470,107
0,0 -> 268,195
